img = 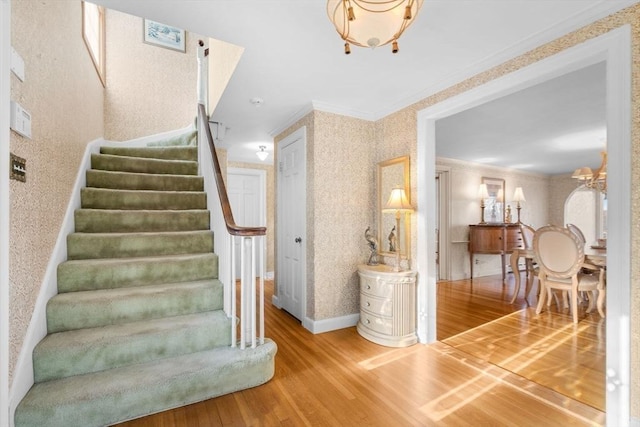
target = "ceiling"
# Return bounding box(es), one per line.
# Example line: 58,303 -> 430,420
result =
94,0 -> 636,169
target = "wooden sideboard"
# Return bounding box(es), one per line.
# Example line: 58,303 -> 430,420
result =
356,264 -> 417,347
469,223 -> 524,282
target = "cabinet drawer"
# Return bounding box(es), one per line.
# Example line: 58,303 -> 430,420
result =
360,294 -> 392,317
360,278 -> 393,299
506,228 -> 524,250
359,312 -> 393,335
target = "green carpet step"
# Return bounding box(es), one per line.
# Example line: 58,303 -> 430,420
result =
67,230 -> 214,260
81,188 -> 207,210
57,253 -> 218,293
34,311 -> 231,382
100,145 -> 197,161
86,169 -> 204,192
74,209 -> 210,233
15,340 -> 277,427
91,153 -> 198,176
47,279 -> 223,333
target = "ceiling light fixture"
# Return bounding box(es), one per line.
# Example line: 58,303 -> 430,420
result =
256,145 -> 269,161
326,0 -> 423,55
572,151 -> 607,193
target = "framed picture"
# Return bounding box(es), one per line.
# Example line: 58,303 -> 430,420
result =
143,19 -> 186,52
482,177 -> 505,223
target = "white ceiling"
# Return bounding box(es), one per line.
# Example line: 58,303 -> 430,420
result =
94,0 -> 636,169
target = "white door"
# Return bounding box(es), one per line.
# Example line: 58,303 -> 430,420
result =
227,169 -> 266,277
277,127 -> 306,321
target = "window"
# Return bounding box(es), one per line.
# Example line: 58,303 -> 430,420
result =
82,1 -> 105,86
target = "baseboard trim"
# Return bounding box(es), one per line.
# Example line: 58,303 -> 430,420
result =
631,416 -> 640,427
271,295 -> 281,309
302,313 -> 359,334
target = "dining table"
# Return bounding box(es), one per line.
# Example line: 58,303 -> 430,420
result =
509,244 -> 606,314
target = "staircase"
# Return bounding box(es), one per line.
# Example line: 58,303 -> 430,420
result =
15,144 -> 276,427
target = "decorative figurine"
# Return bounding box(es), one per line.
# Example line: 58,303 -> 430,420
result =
388,226 -> 397,252
505,204 -> 512,223
364,227 -> 379,265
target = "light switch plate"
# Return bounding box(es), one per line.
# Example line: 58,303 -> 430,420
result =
10,101 -> 32,139
11,47 -> 25,81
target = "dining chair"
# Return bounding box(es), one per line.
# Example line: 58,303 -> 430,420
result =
533,225 -> 605,323
566,223 -> 586,243
519,224 -> 538,299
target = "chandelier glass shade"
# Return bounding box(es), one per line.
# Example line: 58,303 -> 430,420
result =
572,151 -> 607,193
326,0 -> 424,54
256,145 -> 269,161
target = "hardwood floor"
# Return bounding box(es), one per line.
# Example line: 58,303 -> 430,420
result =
114,275 -> 605,426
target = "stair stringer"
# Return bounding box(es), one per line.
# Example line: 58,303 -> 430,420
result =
8,124 -> 196,425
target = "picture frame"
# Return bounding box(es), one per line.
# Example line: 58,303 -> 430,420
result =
482,177 -> 505,223
143,19 -> 186,53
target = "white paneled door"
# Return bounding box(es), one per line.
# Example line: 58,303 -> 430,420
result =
277,128 -> 306,321
227,168 -> 266,278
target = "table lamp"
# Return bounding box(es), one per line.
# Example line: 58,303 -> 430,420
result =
383,186 -> 414,271
513,187 -> 526,223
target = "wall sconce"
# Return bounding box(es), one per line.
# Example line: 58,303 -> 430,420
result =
478,183 -> 489,224
512,187 -> 526,223
382,186 -> 413,271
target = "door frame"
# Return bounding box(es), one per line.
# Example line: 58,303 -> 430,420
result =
274,126 -> 307,324
227,167 -> 267,277
416,26 -> 632,424
435,166 -> 451,281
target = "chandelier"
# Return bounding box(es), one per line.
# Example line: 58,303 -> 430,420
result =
572,151 -> 607,193
326,0 -> 424,54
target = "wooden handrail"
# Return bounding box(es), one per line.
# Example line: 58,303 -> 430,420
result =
198,104 -> 266,237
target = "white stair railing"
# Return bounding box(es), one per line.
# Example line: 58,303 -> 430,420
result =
196,40 -> 265,349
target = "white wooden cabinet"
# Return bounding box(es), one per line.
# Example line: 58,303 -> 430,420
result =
356,264 -> 417,347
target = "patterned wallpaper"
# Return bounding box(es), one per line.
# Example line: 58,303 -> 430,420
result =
104,10 -> 201,141
275,111 -> 376,320
9,0 -> 105,383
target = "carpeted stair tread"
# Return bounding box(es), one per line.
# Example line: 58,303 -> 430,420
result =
15,138 -> 277,427
34,311 -> 231,382
100,145 -> 197,161
57,253 -> 218,292
91,153 -> 198,176
86,169 -> 204,192
81,187 -> 207,210
67,230 -> 214,260
46,279 -> 223,333
74,209 -> 210,233
15,339 -> 277,427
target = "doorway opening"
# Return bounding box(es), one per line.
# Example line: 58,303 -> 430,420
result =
417,26 -> 631,422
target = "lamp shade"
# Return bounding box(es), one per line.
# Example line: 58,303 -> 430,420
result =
572,167 -> 593,180
477,183 -> 489,199
327,0 -> 424,52
513,187 -> 526,203
383,187 -> 413,212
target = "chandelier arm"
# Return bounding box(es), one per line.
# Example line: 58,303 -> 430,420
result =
351,0 -> 410,14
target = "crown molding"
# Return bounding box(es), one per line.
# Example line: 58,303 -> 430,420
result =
268,103 -> 314,138
369,0 -> 639,121
269,0 -> 638,133
269,100 -> 376,138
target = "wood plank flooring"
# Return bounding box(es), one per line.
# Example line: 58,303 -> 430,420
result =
113,275 -> 605,427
